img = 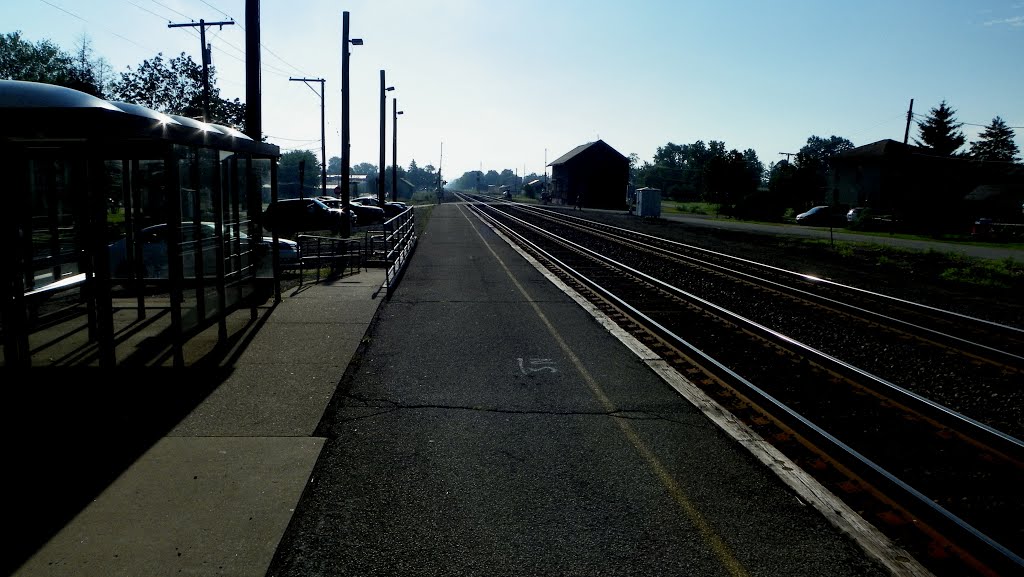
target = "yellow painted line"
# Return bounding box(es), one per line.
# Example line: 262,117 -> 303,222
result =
458,204 -> 750,577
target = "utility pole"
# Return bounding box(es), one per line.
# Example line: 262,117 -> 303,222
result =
544,148 -> 548,194
903,98 -> 914,145
392,97 -> 403,202
290,77 -> 327,197
244,1 -> 260,140
379,70 -> 394,206
437,141 -> 443,203
341,11 -> 362,236
778,152 -> 797,162
168,18 -> 235,122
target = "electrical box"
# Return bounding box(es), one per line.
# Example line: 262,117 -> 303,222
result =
636,187 -> 661,218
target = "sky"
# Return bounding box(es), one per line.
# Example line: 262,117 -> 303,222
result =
3,0 -> 1023,180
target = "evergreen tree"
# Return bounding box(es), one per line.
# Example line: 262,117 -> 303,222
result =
914,100 -> 966,156
969,116 -> 1020,163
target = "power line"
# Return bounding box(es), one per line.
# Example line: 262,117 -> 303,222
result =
265,134 -> 321,142
196,0 -> 232,20
181,0 -> 310,78
148,0 -> 192,21
39,0 -> 163,53
910,112 -> 1023,129
42,0 -> 310,84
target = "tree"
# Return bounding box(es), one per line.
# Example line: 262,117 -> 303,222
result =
484,170 -> 501,188
351,162 -> 377,175
405,160 -> 438,190
768,159 -> 798,202
628,153 -> 641,183
798,135 -> 854,167
1,31 -> 73,84
1,32 -> 112,97
914,100 -> 966,156
794,135 -> 853,205
327,156 -> 341,174
741,148 -> 765,187
69,35 -> 113,97
969,116 -> 1020,163
277,150 -> 320,198
111,52 -> 245,129
704,149 -> 757,208
640,140 -> 727,200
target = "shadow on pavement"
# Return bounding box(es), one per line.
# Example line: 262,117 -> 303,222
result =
2,364 -> 234,575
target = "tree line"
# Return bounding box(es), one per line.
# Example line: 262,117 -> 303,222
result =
4,30 -> 1019,214
630,100 -> 1018,220
276,152 -> 443,196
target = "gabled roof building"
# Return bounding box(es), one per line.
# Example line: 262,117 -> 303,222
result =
548,140 -> 629,209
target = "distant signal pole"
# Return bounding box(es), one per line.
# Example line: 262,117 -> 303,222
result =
168,18 -> 235,122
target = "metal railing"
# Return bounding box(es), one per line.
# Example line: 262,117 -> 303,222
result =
380,208 -> 417,294
295,235 -> 364,286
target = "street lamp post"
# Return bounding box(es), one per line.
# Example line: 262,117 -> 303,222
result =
392,98 -> 403,202
341,11 -> 362,237
289,76 -> 326,198
379,69 -> 394,206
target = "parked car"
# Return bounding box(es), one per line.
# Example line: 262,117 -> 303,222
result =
263,197 -> 348,237
108,222 -> 296,278
795,205 -> 841,226
318,197 -> 385,226
352,196 -> 408,219
260,236 -> 300,269
846,207 -> 867,225
311,197 -> 360,228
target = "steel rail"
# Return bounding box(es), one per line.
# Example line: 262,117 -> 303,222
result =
509,201 -> 1024,337
495,203 -> 1024,367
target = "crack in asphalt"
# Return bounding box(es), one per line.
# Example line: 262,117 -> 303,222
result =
339,393 -> 693,424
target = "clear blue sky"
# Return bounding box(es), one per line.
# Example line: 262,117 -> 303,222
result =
4,0 -> 1023,180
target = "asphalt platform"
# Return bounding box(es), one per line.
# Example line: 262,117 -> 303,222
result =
7,202 -> 935,577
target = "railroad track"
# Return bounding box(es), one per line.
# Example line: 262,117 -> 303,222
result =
459,194 -> 1024,577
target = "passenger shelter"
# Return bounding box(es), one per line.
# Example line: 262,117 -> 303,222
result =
0,80 -> 281,368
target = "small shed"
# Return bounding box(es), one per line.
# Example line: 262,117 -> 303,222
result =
635,187 -> 662,217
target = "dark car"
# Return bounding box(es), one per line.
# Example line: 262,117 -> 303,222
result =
795,205 -> 841,226
259,236 -> 300,270
108,221 -> 297,278
319,197 -> 385,226
264,198 -> 347,237
313,197 -> 360,227
352,196 -> 407,219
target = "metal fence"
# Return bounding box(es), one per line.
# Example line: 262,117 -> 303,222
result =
381,208 -> 417,294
